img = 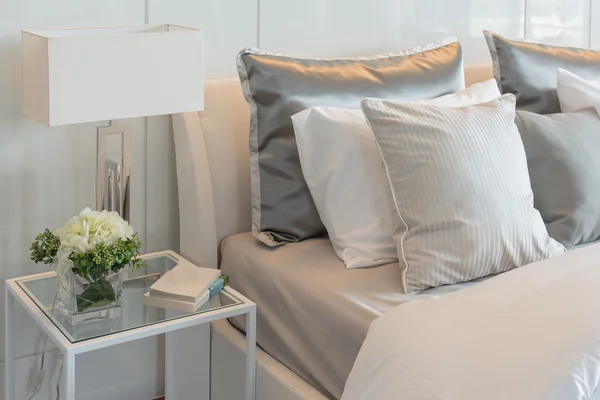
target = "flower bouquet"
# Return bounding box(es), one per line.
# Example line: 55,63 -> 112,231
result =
30,208 -> 143,325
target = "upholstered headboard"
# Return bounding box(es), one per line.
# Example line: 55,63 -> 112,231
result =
172,63 -> 494,268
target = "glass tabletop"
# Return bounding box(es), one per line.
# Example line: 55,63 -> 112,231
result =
16,252 -> 242,343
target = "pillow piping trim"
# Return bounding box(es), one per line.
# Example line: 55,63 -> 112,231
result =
361,99 -> 412,294
238,37 -> 459,62
483,30 -> 502,93
236,52 -> 281,247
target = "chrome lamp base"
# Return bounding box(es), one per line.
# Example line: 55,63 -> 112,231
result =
96,121 -> 131,221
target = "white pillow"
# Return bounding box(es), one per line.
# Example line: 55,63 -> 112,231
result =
361,94 -> 565,293
557,68 -> 600,112
291,79 -> 501,269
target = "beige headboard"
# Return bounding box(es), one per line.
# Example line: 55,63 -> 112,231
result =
172,63 -> 494,268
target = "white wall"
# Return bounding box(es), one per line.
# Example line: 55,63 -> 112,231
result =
0,0 -> 596,398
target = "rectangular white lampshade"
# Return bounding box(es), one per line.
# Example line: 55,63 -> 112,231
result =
22,25 -> 204,126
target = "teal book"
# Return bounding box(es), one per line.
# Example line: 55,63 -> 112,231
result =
209,275 -> 229,297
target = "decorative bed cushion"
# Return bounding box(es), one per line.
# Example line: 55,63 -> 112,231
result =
236,39 -> 465,246
361,94 -> 565,294
484,31 -> 600,114
291,79 -> 500,269
558,68 -> 600,112
515,108 -> 600,248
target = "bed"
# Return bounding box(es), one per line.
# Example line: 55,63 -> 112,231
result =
221,233 -> 487,398
172,64 -> 495,399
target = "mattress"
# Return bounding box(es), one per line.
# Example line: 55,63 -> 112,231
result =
220,232 -> 487,399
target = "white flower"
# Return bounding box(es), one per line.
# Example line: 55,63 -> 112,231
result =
52,208 -> 135,274
55,247 -> 74,275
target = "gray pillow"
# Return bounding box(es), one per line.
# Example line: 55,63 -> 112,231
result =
361,94 -> 564,294
515,108 -> 600,248
237,39 -> 465,246
484,31 -> 600,114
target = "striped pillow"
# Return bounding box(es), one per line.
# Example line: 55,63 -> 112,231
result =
361,94 -> 565,294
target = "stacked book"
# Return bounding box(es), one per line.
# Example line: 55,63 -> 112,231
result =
143,259 -> 229,312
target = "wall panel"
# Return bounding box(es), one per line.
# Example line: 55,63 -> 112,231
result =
590,0 -> 600,48
259,0 -> 525,63
148,0 -> 259,78
527,0 -> 591,46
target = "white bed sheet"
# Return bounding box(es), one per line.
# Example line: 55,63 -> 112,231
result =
343,242 -> 600,400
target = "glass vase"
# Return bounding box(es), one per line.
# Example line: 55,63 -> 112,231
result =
56,268 -> 123,326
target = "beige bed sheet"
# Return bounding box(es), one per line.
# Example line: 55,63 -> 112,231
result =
220,232 -> 485,399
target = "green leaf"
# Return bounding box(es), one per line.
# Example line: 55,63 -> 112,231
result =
76,277 -> 116,312
30,229 -> 60,265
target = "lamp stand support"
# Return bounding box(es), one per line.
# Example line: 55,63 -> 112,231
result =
96,121 -> 131,221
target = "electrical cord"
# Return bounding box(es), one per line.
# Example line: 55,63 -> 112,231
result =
24,391 -> 37,400
22,328 -> 49,400
23,291 -> 58,400
24,388 -> 37,400
56,354 -> 64,400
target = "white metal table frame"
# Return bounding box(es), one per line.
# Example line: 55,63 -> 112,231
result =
4,271 -> 257,400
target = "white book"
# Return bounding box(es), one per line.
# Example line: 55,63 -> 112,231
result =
149,259 -> 221,303
143,290 -> 210,313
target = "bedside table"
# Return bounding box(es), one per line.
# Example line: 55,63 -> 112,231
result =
4,251 -> 256,400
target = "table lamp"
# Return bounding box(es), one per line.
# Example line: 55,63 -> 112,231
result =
22,24 -> 204,220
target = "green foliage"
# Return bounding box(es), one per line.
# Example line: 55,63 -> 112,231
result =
31,231 -> 144,279
71,235 -> 144,278
30,229 -> 60,265
76,277 -> 116,312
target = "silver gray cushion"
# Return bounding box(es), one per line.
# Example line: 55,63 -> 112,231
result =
516,108 -> 600,248
237,39 -> 465,246
361,94 -> 565,294
484,31 -> 600,114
